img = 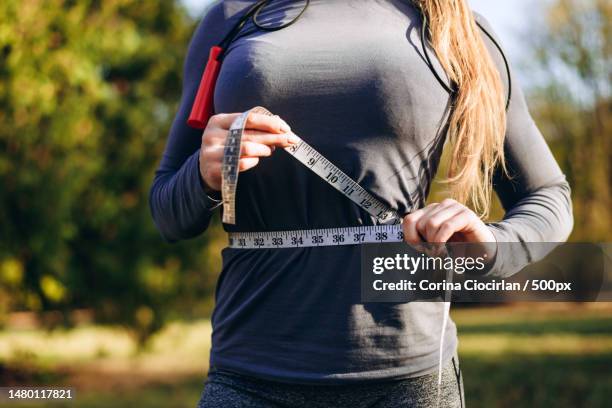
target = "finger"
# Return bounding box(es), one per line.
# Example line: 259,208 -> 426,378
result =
431,210 -> 473,243
202,127 -> 232,146
406,204 -> 450,257
419,198 -> 458,220
208,113 -> 241,129
208,111 -> 292,134
419,205 -> 465,243
415,202 -> 454,240
202,155 -> 264,182
402,209 -> 426,245
243,130 -> 301,147
238,157 -> 260,172
202,145 -> 225,161
240,141 -> 273,158
245,112 -> 291,134
408,203 -> 437,240
205,135 -> 285,161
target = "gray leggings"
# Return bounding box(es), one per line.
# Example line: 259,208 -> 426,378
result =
197,356 -> 464,408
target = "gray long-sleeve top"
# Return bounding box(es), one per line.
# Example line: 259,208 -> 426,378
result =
149,0 -> 573,383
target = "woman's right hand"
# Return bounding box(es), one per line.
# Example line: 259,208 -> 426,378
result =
199,110 -> 300,192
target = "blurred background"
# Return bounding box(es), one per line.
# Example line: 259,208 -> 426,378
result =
0,0 -> 610,407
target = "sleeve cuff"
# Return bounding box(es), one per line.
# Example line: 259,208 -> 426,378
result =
192,151 -> 222,211
466,223 -> 504,277
475,223 -> 519,278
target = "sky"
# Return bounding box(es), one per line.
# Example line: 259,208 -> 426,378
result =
468,0 -> 541,64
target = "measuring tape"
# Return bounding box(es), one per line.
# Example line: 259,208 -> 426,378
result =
220,107 -> 454,405
229,225 -> 405,249
221,108 -> 252,225
222,106 -> 402,247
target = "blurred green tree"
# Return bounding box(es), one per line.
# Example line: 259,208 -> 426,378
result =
0,0 -> 222,343
527,0 -> 611,241
0,0 -> 609,343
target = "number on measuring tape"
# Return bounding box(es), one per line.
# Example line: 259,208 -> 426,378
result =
221,107 -> 401,227
221,107 -> 406,248
228,225 -> 405,249
221,110 -> 252,224
284,139 -> 400,225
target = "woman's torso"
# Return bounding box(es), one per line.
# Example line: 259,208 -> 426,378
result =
210,0 -> 457,383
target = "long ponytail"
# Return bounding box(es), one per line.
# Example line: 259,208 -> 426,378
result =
414,0 -> 507,217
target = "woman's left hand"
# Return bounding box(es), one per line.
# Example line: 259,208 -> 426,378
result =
402,198 -> 497,259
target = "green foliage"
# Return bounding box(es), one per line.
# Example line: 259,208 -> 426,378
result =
0,0 -> 609,342
0,0 -> 222,341
527,0 -> 611,241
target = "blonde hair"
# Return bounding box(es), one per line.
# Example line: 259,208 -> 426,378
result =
414,0 -> 507,217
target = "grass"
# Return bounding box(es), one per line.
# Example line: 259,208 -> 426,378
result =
453,304 -> 612,407
0,303 -> 611,407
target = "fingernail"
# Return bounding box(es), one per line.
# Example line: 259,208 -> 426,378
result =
288,133 -> 301,144
280,121 -> 291,133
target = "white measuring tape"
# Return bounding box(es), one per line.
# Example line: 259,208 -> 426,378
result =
221,107 -> 454,404
223,107 -> 403,249
229,225 -> 405,249
221,109 -> 251,225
